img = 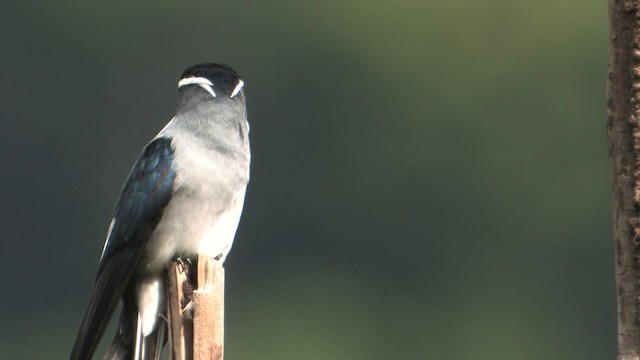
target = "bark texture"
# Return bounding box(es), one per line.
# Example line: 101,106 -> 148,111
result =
167,261 -> 194,360
166,257 -> 224,360
609,1 -> 640,359
193,256 -> 224,360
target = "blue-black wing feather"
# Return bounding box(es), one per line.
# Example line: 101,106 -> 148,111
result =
99,137 -> 177,268
70,137 -> 177,360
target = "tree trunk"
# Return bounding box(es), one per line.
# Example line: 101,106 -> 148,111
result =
608,1 -> 640,359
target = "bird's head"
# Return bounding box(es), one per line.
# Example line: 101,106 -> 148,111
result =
178,63 -> 244,99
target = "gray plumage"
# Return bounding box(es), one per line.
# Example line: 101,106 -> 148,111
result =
144,84 -> 250,273
70,63 -> 250,360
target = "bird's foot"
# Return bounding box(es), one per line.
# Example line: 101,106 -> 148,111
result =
174,257 -> 194,273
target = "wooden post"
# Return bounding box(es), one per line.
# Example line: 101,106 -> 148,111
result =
167,257 -> 225,360
194,255 -> 225,360
167,262 -> 194,360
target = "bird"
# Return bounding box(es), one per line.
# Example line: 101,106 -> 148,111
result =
69,63 -> 251,360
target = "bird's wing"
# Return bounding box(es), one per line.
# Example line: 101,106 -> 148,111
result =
70,137 -> 177,360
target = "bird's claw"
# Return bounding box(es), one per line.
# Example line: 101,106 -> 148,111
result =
175,257 -> 194,273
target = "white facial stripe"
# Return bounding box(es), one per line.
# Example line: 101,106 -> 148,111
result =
178,76 -> 213,88
198,83 -> 217,98
230,79 -> 244,98
178,76 -> 217,98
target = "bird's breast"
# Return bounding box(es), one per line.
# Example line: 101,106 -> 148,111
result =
138,140 -> 249,273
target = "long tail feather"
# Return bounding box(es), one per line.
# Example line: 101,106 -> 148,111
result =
69,249 -> 137,360
103,295 -> 136,360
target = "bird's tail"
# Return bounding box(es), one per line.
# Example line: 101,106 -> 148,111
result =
103,298 -> 166,360
69,250 -> 137,360
140,322 -> 166,360
103,297 -> 134,360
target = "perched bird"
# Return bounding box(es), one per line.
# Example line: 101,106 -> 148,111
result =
69,63 -> 251,360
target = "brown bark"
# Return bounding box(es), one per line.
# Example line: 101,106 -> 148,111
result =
193,255 -> 224,360
166,257 -> 224,360
167,261 -> 194,360
609,1 -> 640,359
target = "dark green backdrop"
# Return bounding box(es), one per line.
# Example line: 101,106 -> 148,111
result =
0,1 -> 611,359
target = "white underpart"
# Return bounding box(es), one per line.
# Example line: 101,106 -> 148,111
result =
198,190 -> 247,262
141,127 -> 249,267
230,79 -> 244,98
134,313 -> 143,360
100,218 -> 116,261
178,76 -> 216,98
138,278 -> 162,336
174,142 -> 247,260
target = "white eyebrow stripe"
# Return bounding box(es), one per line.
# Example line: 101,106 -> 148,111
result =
178,76 -> 213,88
230,79 -> 244,98
178,76 -> 213,87
198,83 -> 217,98
178,76 -> 216,97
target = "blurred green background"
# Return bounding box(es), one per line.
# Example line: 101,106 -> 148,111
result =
0,1 -> 610,359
